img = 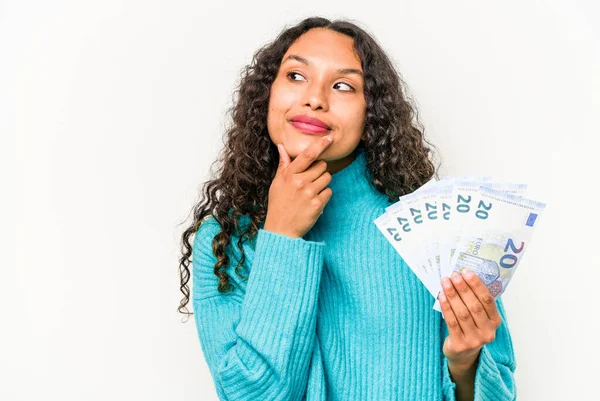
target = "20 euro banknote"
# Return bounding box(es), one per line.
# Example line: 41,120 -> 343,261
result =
448,186 -> 546,299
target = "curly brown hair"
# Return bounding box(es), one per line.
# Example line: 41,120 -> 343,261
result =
177,16 -> 441,319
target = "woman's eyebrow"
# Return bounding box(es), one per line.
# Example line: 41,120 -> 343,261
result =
282,54 -> 363,77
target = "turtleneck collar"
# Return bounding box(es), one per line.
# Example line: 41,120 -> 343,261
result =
322,145 -> 384,215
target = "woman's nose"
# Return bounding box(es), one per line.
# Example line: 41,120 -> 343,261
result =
301,81 -> 329,111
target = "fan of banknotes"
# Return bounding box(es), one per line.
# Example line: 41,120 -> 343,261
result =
374,176 -> 546,312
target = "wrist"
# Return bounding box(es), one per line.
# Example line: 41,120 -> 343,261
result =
262,224 -> 301,239
448,351 -> 480,378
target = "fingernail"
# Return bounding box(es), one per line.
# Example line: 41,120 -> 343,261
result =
442,278 -> 451,288
462,270 -> 473,279
326,135 -> 333,142
451,272 -> 461,283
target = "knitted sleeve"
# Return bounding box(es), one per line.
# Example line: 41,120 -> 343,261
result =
192,221 -> 326,401
441,298 -> 517,401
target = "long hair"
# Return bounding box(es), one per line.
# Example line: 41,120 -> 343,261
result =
177,16 -> 440,319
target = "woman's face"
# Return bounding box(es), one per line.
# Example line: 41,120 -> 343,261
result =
267,28 -> 367,174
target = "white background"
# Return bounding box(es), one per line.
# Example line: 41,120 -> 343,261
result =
3,1 -> 599,400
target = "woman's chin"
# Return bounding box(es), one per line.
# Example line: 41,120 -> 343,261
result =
287,140 -> 331,160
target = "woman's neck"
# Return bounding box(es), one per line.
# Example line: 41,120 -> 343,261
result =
319,146 -> 384,216
325,150 -> 357,175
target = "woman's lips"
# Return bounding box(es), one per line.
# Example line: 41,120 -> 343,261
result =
290,121 -> 330,134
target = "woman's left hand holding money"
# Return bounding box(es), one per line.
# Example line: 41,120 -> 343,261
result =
438,269 -> 502,373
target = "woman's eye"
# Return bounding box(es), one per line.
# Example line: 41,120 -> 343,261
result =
287,72 -> 304,81
334,82 -> 354,92
286,72 -> 354,92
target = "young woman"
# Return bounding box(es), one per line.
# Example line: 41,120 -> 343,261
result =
178,16 -> 516,401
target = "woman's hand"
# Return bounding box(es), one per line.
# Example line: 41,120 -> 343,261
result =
438,269 -> 503,370
263,135 -> 334,239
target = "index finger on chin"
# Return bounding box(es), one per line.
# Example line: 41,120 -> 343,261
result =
287,135 -> 333,174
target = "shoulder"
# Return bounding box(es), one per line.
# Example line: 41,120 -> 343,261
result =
194,212 -> 255,241
192,217 -> 221,259
192,212 -> 257,266
192,214 -> 255,300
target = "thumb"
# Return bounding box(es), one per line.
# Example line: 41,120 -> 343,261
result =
277,143 -> 290,171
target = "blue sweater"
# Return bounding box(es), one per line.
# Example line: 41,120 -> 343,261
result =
192,147 -> 517,400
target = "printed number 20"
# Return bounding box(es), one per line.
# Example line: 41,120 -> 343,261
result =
500,238 -> 524,268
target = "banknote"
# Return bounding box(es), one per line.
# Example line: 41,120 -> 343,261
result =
448,186 -> 546,299
442,181 -> 528,280
374,210 -> 439,300
374,176 -> 546,313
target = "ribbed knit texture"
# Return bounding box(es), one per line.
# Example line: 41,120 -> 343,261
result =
192,146 -> 517,400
